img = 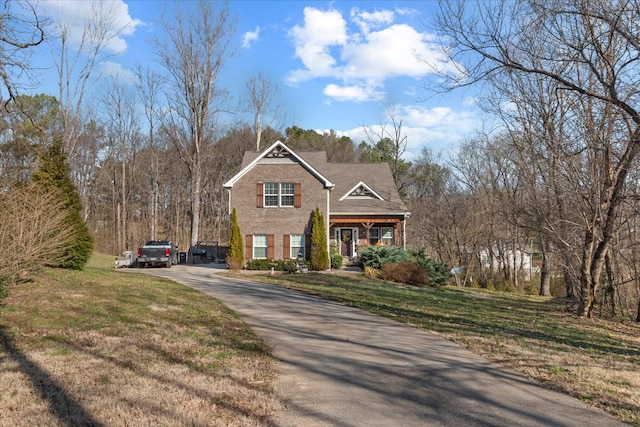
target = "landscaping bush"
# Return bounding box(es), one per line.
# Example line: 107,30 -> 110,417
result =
244,258 -> 310,272
358,247 -> 450,287
382,262 -> 431,287
0,185 -> 78,287
245,259 -> 279,270
310,207 -> 330,270
358,245 -> 410,269
411,248 -> 450,285
363,265 -> 381,279
227,208 -> 243,270
330,253 -> 343,270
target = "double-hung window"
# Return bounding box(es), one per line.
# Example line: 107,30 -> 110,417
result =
253,234 -> 268,259
380,227 -> 394,245
264,183 -> 279,207
368,227 -> 393,245
280,183 -> 294,207
290,234 -> 305,258
264,182 -> 295,207
369,227 -> 380,245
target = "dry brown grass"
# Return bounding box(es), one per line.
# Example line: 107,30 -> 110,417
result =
0,254 -> 281,426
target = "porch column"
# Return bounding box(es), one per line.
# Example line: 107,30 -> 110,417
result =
362,222 -> 374,245
403,214 -> 408,250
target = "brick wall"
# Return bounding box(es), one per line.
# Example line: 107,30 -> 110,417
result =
231,161 -> 329,260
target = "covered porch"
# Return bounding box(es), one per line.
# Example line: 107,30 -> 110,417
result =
329,215 -> 407,261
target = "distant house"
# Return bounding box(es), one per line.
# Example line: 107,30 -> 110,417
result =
223,141 -> 410,265
479,247 -> 536,281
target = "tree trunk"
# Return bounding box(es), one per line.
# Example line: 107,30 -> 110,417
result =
604,253 -> 616,317
116,201 -> 122,254
539,238 -> 551,296
121,155 -> 127,251
190,161 -> 202,248
151,179 -> 158,241
563,268 -> 575,299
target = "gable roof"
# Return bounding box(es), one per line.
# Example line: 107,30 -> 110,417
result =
223,140 -> 334,189
320,162 -> 410,215
339,181 -> 384,201
225,140 -> 409,216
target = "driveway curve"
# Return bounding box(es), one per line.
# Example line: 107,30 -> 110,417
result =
138,265 -> 627,427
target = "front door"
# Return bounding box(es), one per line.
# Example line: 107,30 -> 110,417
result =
339,229 -> 353,257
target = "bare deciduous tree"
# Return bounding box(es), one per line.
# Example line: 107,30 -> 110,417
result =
438,0 -> 640,317
100,75 -> 141,253
135,66 -> 165,241
155,0 -> 235,248
0,0 -> 44,106
51,0 -> 136,158
245,72 -> 282,151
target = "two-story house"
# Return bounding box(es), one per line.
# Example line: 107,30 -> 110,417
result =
223,140 -> 410,265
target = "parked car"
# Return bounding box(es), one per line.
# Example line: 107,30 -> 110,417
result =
137,240 -> 178,268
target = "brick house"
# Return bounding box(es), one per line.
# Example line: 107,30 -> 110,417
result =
223,140 -> 410,265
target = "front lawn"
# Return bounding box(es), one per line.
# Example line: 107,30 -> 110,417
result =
0,253 -> 281,426
226,270 -> 640,425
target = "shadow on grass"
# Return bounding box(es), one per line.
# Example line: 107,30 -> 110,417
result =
0,325 -> 104,427
267,275 -> 640,359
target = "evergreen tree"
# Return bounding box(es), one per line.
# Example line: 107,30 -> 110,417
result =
310,207 -> 330,270
227,208 -> 243,269
31,136 -> 93,269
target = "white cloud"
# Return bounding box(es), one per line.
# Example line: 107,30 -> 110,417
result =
350,8 -> 394,34
342,24 -> 453,81
400,104 -> 478,131
100,61 -> 136,84
243,26 -> 260,48
463,97 -> 479,107
288,7 -> 347,80
337,104 -> 479,159
39,0 -> 142,54
287,6 -> 463,103
323,83 -> 384,102
501,99 -> 518,112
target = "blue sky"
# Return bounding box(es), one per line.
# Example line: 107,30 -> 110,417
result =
29,0 -> 480,160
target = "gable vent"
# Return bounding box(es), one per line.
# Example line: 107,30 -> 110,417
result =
340,181 -> 384,201
265,144 -> 293,159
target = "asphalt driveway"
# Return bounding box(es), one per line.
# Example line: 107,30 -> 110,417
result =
140,265 -> 628,427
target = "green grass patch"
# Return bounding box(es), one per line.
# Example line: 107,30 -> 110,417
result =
228,271 -> 640,425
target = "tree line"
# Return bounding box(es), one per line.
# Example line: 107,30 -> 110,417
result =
1,0 -> 639,321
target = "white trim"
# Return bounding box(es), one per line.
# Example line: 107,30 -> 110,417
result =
263,182 -> 295,207
331,211 -> 411,216
290,234 -> 305,258
252,234 -> 268,259
326,189 -> 331,268
403,213 -> 408,250
336,227 -> 358,257
380,226 -> 394,245
223,140 -> 334,189
339,181 -> 383,201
